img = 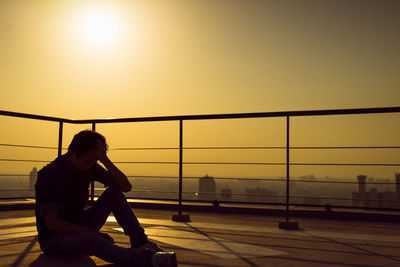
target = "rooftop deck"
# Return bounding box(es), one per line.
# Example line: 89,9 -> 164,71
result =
1,206 -> 399,267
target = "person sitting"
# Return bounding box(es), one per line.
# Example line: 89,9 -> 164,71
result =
35,130 -> 177,267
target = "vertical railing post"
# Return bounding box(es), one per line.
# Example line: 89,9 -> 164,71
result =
91,123 -> 96,201
286,116 -> 290,222
178,120 -> 183,215
172,120 -> 190,222
279,115 -> 299,229
58,122 -> 63,157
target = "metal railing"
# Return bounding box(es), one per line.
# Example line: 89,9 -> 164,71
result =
1,107 -> 400,220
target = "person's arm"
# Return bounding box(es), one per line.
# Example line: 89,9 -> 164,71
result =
94,140 -> 132,192
45,211 -> 114,243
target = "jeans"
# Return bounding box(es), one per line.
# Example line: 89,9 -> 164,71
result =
40,187 -> 150,266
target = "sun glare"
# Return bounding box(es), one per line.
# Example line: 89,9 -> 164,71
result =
74,6 -> 125,50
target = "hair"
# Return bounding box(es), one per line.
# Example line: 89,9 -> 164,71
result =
68,130 -> 108,157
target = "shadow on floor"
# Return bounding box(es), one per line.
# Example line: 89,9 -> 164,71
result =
29,254 -> 99,267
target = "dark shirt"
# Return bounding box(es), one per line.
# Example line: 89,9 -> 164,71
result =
35,153 -> 109,243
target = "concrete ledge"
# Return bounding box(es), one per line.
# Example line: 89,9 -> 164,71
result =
278,221 -> 300,230
0,203 -> 35,211
1,200 -> 399,223
127,201 -> 400,223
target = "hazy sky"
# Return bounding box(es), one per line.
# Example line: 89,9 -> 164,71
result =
1,0 -> 399,118
1,0 -> 399,180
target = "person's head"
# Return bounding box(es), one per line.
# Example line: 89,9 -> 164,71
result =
67,130 -> 108,172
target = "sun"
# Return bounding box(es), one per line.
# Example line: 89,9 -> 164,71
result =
74,5 -> 125,50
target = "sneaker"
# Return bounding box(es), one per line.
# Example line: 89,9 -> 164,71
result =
152,252 -> 177,267
135,240 -> 164,253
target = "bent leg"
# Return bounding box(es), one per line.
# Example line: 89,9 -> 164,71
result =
80,186 -> 147,247
41,232 -> 152,266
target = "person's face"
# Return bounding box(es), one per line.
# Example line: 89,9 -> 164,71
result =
70,149 -> 98,172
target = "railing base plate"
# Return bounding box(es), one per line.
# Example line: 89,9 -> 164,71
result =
278,221 -> 300,230
172,214 -> 191,222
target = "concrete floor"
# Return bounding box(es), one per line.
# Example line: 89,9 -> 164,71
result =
0,208 -> 400,267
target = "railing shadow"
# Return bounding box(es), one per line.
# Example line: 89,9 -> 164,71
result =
302,230 -> 400,264
183,222 -> 259,267
11,236 -> 37,267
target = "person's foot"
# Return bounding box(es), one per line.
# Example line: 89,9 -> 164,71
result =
135,240 -> 164,253
152,252 -> 177,267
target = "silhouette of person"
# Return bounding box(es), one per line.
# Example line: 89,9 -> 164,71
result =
34,130 -> 176,266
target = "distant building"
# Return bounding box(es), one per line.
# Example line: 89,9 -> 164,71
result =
29,167 -> 38,190
219,188 -> 232,201
358,175 -> 367,194
245,187 -> 276,202
198,175 -> 216,201
352,173 -> 400,208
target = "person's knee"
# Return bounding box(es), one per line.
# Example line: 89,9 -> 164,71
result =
104,186 -> 126,200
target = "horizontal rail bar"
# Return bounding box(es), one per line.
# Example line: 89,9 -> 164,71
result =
111,146 -> 400,150
0,110 -> 74,123
179,176 -> 397,184
0,174 -> 31,177
70,106 -> 400,123
2,107 -> 400,124
112,147 -> 178,150
115,161 -> 178,164
0,143 -> 58,150
126,176 -> 397,184
289,179 -> 396,184
112,146 -> 286,150
0,159 -> 50,163
128,190 -> 286,198
291,163 -> 400,166
290,146 -> 400,150
3,143 -> 400,151
1,173 -> 396,185
127,175 -> 285,182
2,143 -> 400,151
117,161 -> 400,166
2,158 -> 399,166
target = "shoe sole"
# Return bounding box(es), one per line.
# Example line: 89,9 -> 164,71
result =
153,252 -> 177,267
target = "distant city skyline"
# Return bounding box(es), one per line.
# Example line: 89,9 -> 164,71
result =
2,170 -> 399,208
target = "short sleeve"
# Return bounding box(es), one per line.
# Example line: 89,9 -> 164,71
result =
36,170 -> 58,217
92,163 -> 110,187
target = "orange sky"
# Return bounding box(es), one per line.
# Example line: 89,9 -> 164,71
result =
0,0 -> 399,180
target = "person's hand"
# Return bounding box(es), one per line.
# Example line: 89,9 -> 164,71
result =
94,140 -> 108,163
97,232 -> 115,244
